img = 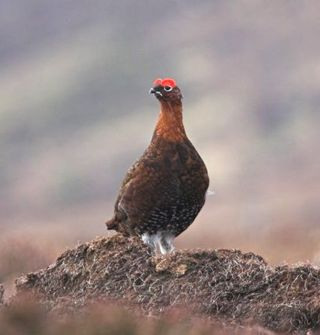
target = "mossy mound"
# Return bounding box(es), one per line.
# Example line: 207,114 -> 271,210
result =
15,234 -> 320,333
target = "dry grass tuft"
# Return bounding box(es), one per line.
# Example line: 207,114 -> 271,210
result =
13,234 -> 320,333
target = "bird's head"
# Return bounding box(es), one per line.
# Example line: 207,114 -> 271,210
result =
149,78 -> 183,103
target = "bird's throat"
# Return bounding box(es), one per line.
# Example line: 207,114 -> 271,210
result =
154,101 -> 186,142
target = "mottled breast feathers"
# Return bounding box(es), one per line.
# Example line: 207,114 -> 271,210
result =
106,136 -> 209,237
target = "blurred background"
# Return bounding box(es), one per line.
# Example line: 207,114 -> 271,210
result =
1,0 -> 320,289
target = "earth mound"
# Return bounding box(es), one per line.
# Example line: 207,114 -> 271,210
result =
15,234 -> 320,333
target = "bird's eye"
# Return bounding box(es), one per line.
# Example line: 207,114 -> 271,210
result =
164,86 -> 173,92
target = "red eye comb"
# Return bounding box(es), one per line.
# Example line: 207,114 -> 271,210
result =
152,77 -> 177,88
161,78 -> 176,88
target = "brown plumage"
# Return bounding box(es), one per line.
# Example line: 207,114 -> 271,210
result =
106,78 -> 209,254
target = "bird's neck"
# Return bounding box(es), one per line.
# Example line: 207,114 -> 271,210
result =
153,101 -> 187,142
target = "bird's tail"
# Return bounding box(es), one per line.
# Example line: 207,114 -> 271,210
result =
105,217 -> 118,230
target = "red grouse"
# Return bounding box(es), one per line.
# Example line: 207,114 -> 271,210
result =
106,78 -> 209,254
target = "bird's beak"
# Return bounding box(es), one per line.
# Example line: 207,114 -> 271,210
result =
149,87 -> 163,97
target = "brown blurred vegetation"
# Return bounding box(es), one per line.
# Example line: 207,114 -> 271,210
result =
0,296 -> 275,335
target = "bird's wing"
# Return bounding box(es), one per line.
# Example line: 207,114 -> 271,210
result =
113,159 -> 142,213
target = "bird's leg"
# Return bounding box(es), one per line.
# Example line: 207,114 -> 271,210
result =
158,233 -> 175,255
141,233 -> 158,254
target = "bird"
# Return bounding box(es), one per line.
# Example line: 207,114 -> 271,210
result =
106,78 -> 209,254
